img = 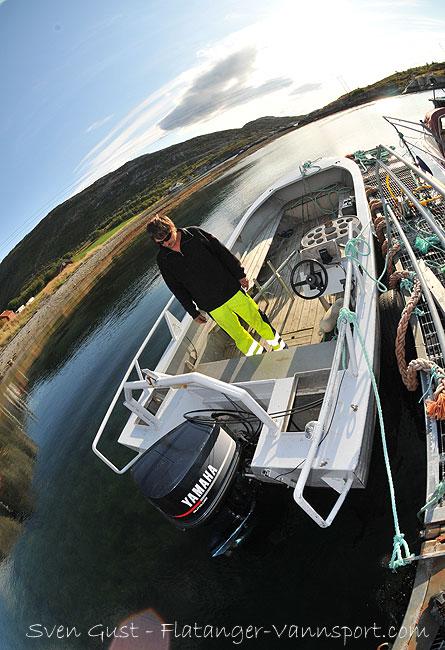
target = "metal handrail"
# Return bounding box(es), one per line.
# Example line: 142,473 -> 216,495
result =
137,372 -> 280,433
386,205 -> 445,362
92,296 -> 192,473
374,155 -> 445,248
293,222 -> 357,526
99,368 -> 281,474
383,115 -> 438,142
378,144 -> 445,203
374,150 -> 445,362
382,116 -> 443,169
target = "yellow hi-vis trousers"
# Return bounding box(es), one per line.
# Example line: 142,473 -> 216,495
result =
209,291 -> 285,356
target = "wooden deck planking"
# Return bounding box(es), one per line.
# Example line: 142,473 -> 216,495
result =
217,204 -> 339,358
255,214 -> 337,346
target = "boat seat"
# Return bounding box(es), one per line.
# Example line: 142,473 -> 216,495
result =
196,340 -> 336,383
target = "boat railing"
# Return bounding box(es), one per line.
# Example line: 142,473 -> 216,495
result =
385,202 -> 445,356
92,295 -> 192,473
384,114 -> 442,147
376,146 -> 445,248
384,115 -> 438,142
430,86 -> 445,108
383,115 -> 445,168
293,222 -> 360,527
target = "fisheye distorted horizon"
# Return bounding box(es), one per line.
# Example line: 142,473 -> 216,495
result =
1,0 -> 445,259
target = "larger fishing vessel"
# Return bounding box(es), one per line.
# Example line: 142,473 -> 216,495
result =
348,142 -> 445,650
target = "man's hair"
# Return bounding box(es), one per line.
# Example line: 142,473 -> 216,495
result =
146,214 -> 175,240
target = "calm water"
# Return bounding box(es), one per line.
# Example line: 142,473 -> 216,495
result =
0,93 -> 434,649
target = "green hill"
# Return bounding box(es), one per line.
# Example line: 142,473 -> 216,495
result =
0,116 -> 298,310
298,61 -> 445,125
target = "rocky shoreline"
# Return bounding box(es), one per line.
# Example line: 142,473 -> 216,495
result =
0,211 -> 148,380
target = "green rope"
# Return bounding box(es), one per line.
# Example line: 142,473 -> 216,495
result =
351,147 -> 393,170
417,480 -> 445,520
300,160 -> 321,176
337,307 -> 413,570
414,234 -> 441,254
344,237 -> 388,292
400,216 -> 444,262
399,277 -> 414,292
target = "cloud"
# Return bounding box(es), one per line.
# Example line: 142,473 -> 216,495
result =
70,73 -> 193,195
291,82 -> 322,96
72,47 -> 293,196
159,47 -> 293,131
85,114 -> 114,133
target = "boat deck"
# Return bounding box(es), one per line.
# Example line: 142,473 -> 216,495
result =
256,225 -> 329,348
218,210 -> 334,360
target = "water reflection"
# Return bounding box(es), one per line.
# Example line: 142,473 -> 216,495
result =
0,368 -> 37,560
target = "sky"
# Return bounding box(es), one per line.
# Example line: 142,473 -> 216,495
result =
1,0 -> 445,261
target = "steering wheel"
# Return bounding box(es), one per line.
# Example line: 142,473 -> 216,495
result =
290,259 -> 328,299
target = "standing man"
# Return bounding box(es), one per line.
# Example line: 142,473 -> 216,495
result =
146,214 -> 286,356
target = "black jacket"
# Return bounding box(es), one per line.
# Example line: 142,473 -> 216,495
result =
157,227 -> 245,318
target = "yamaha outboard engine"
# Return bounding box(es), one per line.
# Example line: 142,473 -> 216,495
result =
132,419 -> 256,555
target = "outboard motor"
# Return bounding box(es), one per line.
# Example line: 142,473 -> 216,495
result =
132,419 -> 256,555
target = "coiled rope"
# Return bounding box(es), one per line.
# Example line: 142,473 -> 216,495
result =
389,271 -> 422,390
389,271 -> 445,419
407,359 -> 445,419
337,307 -> 413,570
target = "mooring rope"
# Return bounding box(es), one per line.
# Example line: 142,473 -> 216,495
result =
381,240 -> 401,276
337,307 -> 413,570
388,271 -> 422,390
344,237 -> 388,292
